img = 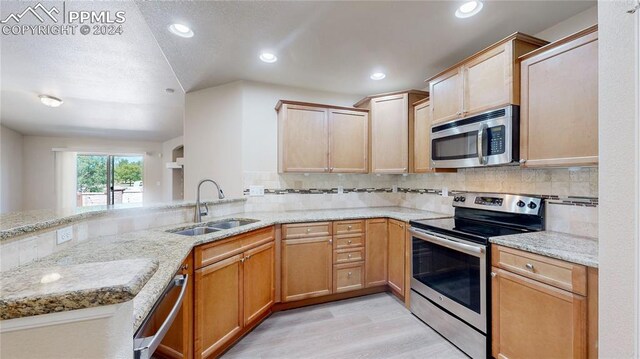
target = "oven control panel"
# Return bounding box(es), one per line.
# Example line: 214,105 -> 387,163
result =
453,193 -> 543,215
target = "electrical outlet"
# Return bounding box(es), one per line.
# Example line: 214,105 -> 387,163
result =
249,185 -> 265,197
441,187 -> 449,197
392,185 -> 398,193
56,226 -> 73,245
337,186 -> 344,195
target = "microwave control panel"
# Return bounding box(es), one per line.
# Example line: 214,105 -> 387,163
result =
487,126 -> 506,155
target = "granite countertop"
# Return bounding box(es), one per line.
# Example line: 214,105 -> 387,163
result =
0,198 -> 246,241
0,206 -> 450,328
490,231 -> 598,268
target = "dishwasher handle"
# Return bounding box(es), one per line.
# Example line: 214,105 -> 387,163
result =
134,274 -> 188,359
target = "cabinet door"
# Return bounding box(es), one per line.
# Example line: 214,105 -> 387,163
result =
243,241 -> 275,325
370,94 -> 409,173
520,31 -> 598,167
492,267 -> 587,359
329,109 -> 368,173
365,218 -> 388,287
430,67 -> 463,125
153,255 -> 193,359
387,219 -> 406,295
195,254 -> 243,358
279,105 -> 329,172
281,236 -> 333,302
463,42 -> 512,116
413,100 -> 432,173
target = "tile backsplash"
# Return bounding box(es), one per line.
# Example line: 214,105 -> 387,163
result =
243,166 -> 598,199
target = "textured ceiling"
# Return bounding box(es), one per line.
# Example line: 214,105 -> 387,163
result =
0,0 -> 184,141
136,0 -> 595,95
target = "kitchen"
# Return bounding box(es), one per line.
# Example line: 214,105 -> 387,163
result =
0,1 -> 637,358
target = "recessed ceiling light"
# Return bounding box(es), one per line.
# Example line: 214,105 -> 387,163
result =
455,1 -> 483,18
370,72 -> 386,80
259,52 -> 278,63
39,95 -> 63,107
168,23 -> 194,38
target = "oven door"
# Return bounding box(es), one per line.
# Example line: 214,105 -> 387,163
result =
430,106 -> 516,168
410,227 -> 486,332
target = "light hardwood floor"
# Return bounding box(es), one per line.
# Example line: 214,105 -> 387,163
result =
222,293 -> 468,358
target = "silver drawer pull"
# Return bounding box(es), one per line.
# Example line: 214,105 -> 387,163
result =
347,240 -> 352,244
347,272 -> 352,277
347,254 -> 352,258
525,263 -> 534,271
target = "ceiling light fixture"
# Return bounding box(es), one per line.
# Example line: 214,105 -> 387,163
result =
370,72 -> 386,80
259,52 -> 278,63
455,0 -> 483,18
168,23 -> 194,38
39,95 -> 63,107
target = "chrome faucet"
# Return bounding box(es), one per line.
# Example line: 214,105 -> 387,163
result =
195,179 -> 225,223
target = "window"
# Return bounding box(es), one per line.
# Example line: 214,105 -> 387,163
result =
76,154 -> 144,207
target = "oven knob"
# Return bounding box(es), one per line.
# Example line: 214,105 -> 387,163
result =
528,202 -> 537,209
453,197 -> 460,202
516,200 -> 526,208
459,196 -> 466,202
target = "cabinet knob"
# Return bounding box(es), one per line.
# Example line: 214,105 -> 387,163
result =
347,225 -> 352,230
347,272 -> 352,277
456,112 -> 462,116
519,159 -> 527,164
328,238 -> 333,243
348,254 -> 352,258
491,272 -> 497,278
180,264 -> 189,271
525,263 -> 534,271
347,240 -> 352,244
306,228 -> 311,233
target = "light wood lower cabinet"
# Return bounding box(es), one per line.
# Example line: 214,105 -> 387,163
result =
333,262 -> 364,293
387,219 -> 406,296
365,218 -> 388,287
194,228 -> 275,359
492,244 -> 598,359
281,235 -> 333,302
195,254 -> 244,358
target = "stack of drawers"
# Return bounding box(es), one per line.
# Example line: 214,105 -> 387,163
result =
332,220 -> 365,293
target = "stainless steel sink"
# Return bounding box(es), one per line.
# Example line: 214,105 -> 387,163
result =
171,226 -> 220,236
206,218 -> 259,230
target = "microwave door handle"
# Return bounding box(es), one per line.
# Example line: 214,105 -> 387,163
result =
477,124 -> 488,165
133,274 -> 188,359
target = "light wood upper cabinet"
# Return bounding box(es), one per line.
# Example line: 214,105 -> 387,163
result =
277,103 -> 329,173
413,99 -> 432,173
427,33 -> 547,125
355,90 -> 429,174
281,235 -> 333,302
329,109 -> 369,173
277,101 -> 369,173
387,219 -> 406,296
430,68 -> 463,125
365,218 -> 388,287
520,26 -> 598,168
370,94 -> 409,173
243,241 -> 275,325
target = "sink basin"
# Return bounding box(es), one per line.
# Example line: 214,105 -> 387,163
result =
171,226 -> 220,236
206,218 -> 259,230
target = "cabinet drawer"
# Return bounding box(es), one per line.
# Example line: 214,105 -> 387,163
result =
333,220 -> 364,235
492,244 -> 587,295
196,227 -> 275,269
334,248 -> 364,264
282,222 -> 332,239
334,234 -> 364,249
333,262 -> 364,293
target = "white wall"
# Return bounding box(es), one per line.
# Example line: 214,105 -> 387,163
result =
162,135 -> 184,202
241,81 -> 362,172
0,125 -> 24,213
535,6 -> 598,42
184,81 -> 244,200
598,0 -> 638,357
22,136 -> 163,210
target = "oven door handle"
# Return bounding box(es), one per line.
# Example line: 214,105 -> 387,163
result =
477,123 -> 488,165
410,228 -> 484,257
133,274 -> 188,359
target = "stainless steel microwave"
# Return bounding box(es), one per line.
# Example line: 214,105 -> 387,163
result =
430,105 -> 519,168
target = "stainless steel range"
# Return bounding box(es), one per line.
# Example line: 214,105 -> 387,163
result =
409,193 -> 544,359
